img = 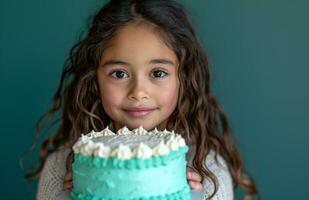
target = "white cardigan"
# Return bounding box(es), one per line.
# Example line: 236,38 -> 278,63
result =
36,146 -> 234,200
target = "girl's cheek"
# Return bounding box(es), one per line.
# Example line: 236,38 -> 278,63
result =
159,84 -> 179,107
100,85 -> 122,106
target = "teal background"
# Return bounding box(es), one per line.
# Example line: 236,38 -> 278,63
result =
0,0 -> 308,199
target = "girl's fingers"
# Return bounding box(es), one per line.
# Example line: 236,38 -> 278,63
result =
186,167 -> 203,191
186,170 -> 202,182
63,171 -> 73,190
63,181 -> 73,190
188,180 -> 203,191
64,171 -> 73,180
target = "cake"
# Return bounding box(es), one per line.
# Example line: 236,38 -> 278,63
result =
70,126 -> 191,200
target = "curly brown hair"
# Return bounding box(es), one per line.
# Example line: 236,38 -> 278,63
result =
23,0 -> 259,199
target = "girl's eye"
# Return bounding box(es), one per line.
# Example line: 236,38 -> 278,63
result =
151,70 -> 168,78
110,70 -> 129,79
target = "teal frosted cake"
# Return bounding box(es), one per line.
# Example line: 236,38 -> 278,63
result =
70,126 -> 190,200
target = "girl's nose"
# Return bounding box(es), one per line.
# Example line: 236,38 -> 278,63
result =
128,78 -> 149,101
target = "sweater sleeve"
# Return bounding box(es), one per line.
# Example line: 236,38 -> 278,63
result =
201,151 -> 234,200
186,147 -> 234,200
36,148 -> 69,200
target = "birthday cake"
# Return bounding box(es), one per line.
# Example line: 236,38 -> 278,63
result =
70,126 -> 190,200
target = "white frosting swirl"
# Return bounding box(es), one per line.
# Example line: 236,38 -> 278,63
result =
166,134 -> 179,151
72,126 -> 187,159
81,140 -> 97,155
86,130 -> 99,138
175,135 -> 186,147
72,140 -> 83,153
93,143 -> 111,158
151,128 -> 160,135
111,144 -> 132,159
80,134 -> 90,143
136,143 -> 153,159
101,126 -> 115,136
132,126 -> 148,135
153,141 -> 170,156
117,126 -> 131,135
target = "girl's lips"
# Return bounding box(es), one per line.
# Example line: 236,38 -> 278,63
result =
123,108 -> 156,117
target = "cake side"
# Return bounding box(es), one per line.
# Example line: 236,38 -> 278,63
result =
70,126 -> 191,200
71,148 -> 190,199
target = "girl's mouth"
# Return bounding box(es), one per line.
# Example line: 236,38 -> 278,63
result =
123,108 -> 157,117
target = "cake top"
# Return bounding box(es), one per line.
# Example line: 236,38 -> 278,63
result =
72,126 -> 187,160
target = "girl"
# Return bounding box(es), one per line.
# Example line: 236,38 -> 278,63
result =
24,0 -> 258,199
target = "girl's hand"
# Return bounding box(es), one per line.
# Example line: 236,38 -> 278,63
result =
63,181 -> 73,190
187,166 -> 203,191
63,170 -> 73,190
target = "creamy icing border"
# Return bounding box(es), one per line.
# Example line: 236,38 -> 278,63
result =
72,126 -> 187,160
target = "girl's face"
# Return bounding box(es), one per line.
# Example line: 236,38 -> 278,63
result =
97,24 -> 179,131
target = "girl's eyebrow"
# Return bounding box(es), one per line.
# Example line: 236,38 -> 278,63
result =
101,58 -> 176,67
149,59 -> 176,66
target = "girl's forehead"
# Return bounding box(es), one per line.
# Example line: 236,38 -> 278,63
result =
108,23 -> 162,46
101,24 -> 178,66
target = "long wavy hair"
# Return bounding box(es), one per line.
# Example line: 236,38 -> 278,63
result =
23,0 -> 259,199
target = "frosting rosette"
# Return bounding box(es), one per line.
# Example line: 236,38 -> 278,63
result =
72,126 -> 187,160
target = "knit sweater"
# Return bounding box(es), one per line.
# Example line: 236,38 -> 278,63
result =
36,146 -> 234,200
